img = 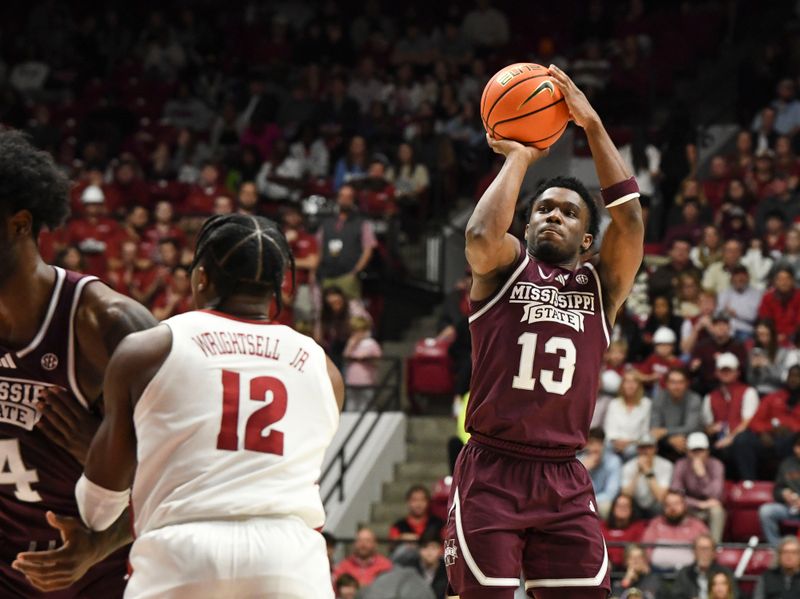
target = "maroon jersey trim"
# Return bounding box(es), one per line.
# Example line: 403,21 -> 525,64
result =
585,262 -> 611,347
16,267 -> 66,358
67,275 -> 100,409
468,253 -> 531,323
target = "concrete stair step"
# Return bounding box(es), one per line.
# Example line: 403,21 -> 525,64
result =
371,501 -> 407,522
406,441 -> 449,462
407,417 -> 455,442
396,461 -> 450,480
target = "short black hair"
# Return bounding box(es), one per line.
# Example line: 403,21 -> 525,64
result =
406,484 -> 430,501
588,427 -> 605,442
774,266 -> 796,280
191,214 -> 295,313
525,176 -> 599,240
0,130 -> 70,236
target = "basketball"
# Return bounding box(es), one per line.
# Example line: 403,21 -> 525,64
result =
480,63 -> 570,149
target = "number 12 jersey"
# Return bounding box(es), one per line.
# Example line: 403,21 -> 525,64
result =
132,310 -> 339,537
467,243 -> 610,456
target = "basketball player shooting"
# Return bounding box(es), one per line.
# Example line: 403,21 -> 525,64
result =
445,65 -> 643,599
0,131 -> 157,597
61,214 -> 344,598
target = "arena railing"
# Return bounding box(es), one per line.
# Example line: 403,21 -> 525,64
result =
321,357 -> 403,507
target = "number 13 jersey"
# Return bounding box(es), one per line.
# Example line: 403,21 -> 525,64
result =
467,242 -> 610,456
132,310 -> 339,537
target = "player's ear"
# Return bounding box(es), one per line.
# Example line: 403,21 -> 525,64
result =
581,233 -> 593,252
195,266 -> 208,291
8,209 -> 33,239
524,223 -> 530,241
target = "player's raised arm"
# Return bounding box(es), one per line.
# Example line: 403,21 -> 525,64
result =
549,65 -> 644,324
465,137 -> 547,300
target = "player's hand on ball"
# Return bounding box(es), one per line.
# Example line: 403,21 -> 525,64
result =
547,65 -> 600,130
12,511 -> 99,592
36,386 -> 101,465
485,133 -> 548,165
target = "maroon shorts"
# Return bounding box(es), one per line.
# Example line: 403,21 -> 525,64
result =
445,441 -> 610,598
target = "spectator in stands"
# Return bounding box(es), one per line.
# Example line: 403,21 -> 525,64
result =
671,534 -> 740,599
144,200 -> 187,252
748,319 -> 789,395
335,573 -> 359,599
389,485 -> 444,543
758,433 -> 800,546
317,184 -> 377,300
54,246 -> 86,273
648,238 -> 701,300
255,138 -> 303,203
718,265 -> 764,340
691,225 -> 723,270
605,371 -> 652,460
651,368 -> 703,461
281,205 -> 319,330
317,286 -> 353,371
702,157 -> 732,211
756,181 -> 800,236
290,122 -> 330,180
641,296 -> 683,358
66,185 -> 121,277
690,314 -> 748,395
594,369 -> 622,430
461,0 -> 510,50
675,272 -> 703,320
417,532 -> 447,599
703,352 -> 759,461
236,181 -> 260,216
151,265 -> 192,321
641,489 -> 709,571
611,544 -> 662,599
602,493 -> 648,571
333,526 -> 392,588
637,327 -> 683,391
387,143 -> 430,238
758,267 -> 800,344
333,135 -> 368,192
752,106 -> 779,154
621,433 -> 673,517
579,428 -> 622,519
734,366 -> 800,481
709,571 -> 737,599
764,78 -> 800,136
663,199 -> 704,249
343,315 -> 382,411
681,290 -> 718,355
671,432 -> 726,542
212,196 -> 233,215
743,238 -> 776,290
356,157 -> 396,219
702,239 -> 744,295
752,536 -> 800,597
359,549 -> 436,599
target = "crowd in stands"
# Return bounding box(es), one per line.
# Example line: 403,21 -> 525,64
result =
6,0 -> 800,597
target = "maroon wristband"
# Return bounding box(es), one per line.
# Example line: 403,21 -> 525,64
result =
601,176 -> 640,207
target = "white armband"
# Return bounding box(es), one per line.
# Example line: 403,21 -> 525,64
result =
75,474 -> 130,532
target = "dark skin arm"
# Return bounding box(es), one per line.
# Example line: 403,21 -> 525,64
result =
16,284 -> 157,591
548,65 -> 644,325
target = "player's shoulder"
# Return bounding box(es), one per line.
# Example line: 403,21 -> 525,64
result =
77,280 -> 158,339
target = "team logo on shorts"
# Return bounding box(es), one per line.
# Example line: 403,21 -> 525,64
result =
40,353 -> 58,371
444,539 -> 458,567
576,273 -> 589,285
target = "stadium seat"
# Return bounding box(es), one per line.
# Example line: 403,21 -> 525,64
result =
429,476 -> 452,522
723,481 -> 775,542
406,338 -> 455,397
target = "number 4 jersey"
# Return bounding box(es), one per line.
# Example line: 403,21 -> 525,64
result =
132,310 -> 339,538
467,243 -> 610,456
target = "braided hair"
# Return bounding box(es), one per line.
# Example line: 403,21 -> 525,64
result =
190,214 -> 295,313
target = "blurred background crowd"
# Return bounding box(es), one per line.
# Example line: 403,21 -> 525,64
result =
4,0 -> 800,597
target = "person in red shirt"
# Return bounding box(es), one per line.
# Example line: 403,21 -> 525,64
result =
66,185 -> 121,277
733,365 -> 800,481
281,205 -> 319,328
113,159 -> 151,209
151,265 -> 193,320
388,485 -> 445,542
182,162 -> 231,215
332,527 -> 392,588
144,200 -> 188,251
689,314 -> 748,395
356,158 -> 396,218
637,326 -> 683,390
758,266 -> 800,344
601,493 -> 648,570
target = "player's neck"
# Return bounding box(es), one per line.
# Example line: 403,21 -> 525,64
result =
212,294 -> 272,321
529,248 -> 581,271
0,254 -> 56,348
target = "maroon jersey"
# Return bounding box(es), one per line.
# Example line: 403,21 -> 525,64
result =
467,242 -> 610,455
0,267 -> 128,597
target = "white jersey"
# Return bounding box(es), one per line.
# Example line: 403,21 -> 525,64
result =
131,310 -> 339,536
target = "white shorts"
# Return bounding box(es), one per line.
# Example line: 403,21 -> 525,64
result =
125,517 -> 333,599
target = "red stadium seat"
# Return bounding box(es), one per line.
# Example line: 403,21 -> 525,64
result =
723,481 -> 775,542
406,338 -> 455,397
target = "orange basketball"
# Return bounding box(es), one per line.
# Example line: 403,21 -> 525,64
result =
480,63 -> 570,149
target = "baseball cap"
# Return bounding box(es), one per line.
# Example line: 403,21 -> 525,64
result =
687,432 -> 710,451
653,327 -> 676,345
715,352 -> 740,370
81,185 -> 105,204
637,433 -> 656,447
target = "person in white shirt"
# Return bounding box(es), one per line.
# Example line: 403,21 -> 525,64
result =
621,433 -> 674,517
702,239 -> 743,295
717,265 -> 764,340
72,214 -> 344,598
604,371 -> 653,460
256,139 -> 303,202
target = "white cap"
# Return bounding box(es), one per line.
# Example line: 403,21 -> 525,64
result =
653,326 -> 676,345
687,432 -> 709,450
601,369 -> 622,395
81,185 -> 105,204
715,352 -> 740,370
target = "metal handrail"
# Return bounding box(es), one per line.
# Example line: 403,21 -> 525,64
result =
320,357 -> 403,508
